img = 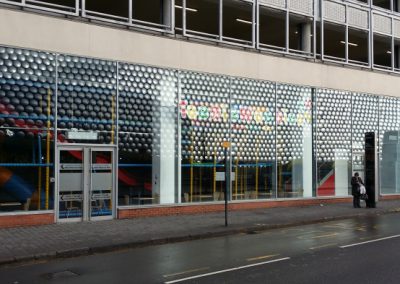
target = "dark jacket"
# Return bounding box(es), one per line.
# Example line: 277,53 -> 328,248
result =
351,176 -> 364,196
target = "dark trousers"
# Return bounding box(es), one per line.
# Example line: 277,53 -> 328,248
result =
353,194 -> 361,208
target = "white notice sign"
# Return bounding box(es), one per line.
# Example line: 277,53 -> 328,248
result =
216,172 -> 236,181
67,131 -> 98,140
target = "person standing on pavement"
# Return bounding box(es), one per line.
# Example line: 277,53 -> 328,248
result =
351,172 -> 364,208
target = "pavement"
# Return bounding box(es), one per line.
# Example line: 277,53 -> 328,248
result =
1,199 -> 400,267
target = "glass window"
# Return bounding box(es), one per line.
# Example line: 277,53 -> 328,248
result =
230,78 -> 276,200
222,0 -> 253,44
323,22 -> 345,60
56,56 -> 117,145
348,28 -> 369,65
276,84 -> 313,198
0,47 -> 56,212
186,0 -> 220,38
373,34 -> 392,69
379,97 -> 400,194
180,72 -> 230,203
316,89 -> 352,197
259,7 -> 286,50
118,64 -> 177,206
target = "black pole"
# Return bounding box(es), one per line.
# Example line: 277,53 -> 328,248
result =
225,147 -> 229,227
365,132 -> 377,208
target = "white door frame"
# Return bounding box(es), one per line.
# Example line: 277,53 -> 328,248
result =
55,144 -> 117,223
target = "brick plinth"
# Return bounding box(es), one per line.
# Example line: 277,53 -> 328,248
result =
118,198 -> 352,219
379,195 -> 400,200
0,213 -> 54,228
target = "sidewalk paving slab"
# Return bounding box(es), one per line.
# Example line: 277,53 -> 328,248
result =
1,199 -> 400,266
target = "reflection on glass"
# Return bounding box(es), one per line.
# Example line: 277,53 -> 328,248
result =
117,64 -> 177,206
351,93 -> 378,189
231,78 -> 276,200
0,47 -> 55,212
277,84 -> 313,198
379,97 -> 400,194
57,56 -> 117,145
316,89 -> 351,197
180,72 -> 230,203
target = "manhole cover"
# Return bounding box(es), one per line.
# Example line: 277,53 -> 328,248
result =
43,270 -> 79,280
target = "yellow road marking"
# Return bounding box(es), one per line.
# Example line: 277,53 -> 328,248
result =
246,254 -> 280,262
311,233 -> 338,239
297,232 -> 337,239
309,243 -> 337,250
323,224 -> 349,229
163,267 -> 210,278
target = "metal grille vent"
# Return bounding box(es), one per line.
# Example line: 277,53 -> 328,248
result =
289,0 -> 313,15
348,7 -> 368,29
393,19 -> 400,38
324,1 -> 346,24
259,0 -> 286,9
373,14 -> 392,35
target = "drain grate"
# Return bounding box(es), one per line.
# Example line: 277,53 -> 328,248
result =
43,270 -> 79,280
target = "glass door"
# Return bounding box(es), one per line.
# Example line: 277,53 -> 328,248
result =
90,149 -> 114,220
57,146 -> 115,222
58,148 -> 84,221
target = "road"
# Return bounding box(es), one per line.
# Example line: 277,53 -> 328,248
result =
1,213 -> 400,284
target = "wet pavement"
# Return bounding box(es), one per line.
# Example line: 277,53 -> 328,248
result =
1,199 -> 400,266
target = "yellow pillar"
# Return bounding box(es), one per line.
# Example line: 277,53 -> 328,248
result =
213,149 -> 216,193
190,135 -> 194,203
235,152 -> 239,200
45,89 -> 51,210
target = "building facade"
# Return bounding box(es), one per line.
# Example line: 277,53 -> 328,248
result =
0,0 -> 400,226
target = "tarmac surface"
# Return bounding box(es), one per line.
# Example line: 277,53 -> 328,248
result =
1,199 -> 400,266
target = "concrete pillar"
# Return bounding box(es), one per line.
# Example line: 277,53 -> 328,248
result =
302,125 -> 313,197
291,126 -> 312,197
301,22 -> 312,54
292,158 -> 302,194
152,78 -> 176,204
163,0 -> 172,27
334,149 -> 349,196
